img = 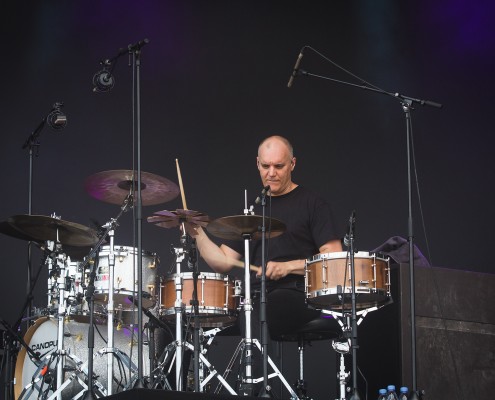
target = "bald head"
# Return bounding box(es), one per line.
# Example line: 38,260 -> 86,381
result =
256,135 -> 297,196
258,135 -> 294,159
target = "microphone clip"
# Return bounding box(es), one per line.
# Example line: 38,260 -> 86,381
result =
255,185 -> 271,205
46,102 -> 67,130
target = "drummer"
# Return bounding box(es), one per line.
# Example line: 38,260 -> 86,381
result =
186,135 -> 342,339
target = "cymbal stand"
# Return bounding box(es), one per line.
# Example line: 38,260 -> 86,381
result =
223,195 -> 298,399
78,195 -> 132,399
45,237 -> 68,400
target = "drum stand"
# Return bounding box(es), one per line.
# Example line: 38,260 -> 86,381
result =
152,228 -> 237,394
149,227 -> 188,391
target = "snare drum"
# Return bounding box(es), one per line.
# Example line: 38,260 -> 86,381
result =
14,317 -> 149,399
305,251 -> 390,311
94,245 -> 158,309
159,272 -> 237,327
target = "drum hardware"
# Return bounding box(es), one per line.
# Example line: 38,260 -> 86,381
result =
206,202 -> 298,399
149,203 -> 237,392
74,194 -> 134,398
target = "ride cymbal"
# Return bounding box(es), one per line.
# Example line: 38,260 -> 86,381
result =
148,209 -> 210,229
5,215 -> 99,247
84,170 -> 179,206
206,215 -> 286,241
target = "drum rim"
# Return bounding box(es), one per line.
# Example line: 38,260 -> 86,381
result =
308,251 -> 388,262
98,244 -> 156,257
164,271 -> 230,280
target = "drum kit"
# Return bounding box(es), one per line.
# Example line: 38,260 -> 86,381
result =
1,169 -> 393,400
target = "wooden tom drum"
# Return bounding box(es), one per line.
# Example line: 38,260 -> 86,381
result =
305,251 -> 390,311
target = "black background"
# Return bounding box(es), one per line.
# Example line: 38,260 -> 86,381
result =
1,1 -> 494,398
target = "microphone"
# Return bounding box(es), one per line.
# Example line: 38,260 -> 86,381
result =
128,38 -> 150,52
343,210 -> 356,248
92,69 -> 115,93
287,47 -> 306,88
255,185 -> 271,204
187,238 -> 197,270
46,103 -> 67,130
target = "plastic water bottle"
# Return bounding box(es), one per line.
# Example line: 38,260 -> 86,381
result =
377,388 -> 387,399
386,385 -> 399,400
398,387 -> 409,400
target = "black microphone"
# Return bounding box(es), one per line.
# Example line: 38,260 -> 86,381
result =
46,103 -> 67,130
187,242 -> 197,270
92,69 -> 115,93
343,210 -> 356,248
255,185 -> 271,204
128,38 -> 150,52
287,47 -> 306,88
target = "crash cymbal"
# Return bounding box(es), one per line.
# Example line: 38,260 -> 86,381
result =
84,170 -> 179,206
148,209 -> 210,229
206,215 -> 286,241
6,215 -> 99,247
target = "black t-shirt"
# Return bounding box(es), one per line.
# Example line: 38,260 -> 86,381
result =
224,185 -> 341,290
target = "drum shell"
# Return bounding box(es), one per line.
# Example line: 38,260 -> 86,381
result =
94,245 -> 158,309
159,272 -> 237,327
305,251 -> 390,310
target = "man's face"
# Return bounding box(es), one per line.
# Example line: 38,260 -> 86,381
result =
257,139 -> 295,196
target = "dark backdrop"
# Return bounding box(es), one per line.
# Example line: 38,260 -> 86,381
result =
1,1 -> 494,398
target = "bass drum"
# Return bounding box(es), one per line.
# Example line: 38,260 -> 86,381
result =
14,317 -> 149,399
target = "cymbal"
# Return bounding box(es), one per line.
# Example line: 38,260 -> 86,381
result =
206,215 -> 286,241
148,209 -> 210,229
0,220 -> 35,242
5,215 -> 99,247
84,170 -> 179,206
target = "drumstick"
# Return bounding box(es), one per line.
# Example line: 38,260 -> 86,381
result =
228,257 -> 260,274
175,158 -> 188,210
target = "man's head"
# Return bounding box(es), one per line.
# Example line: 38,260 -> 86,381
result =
257,135 -> 296,196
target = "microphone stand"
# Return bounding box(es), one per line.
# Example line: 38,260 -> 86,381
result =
258,190 -> 270,398
20,106 -> 55,330
345,211 -> 360,400
188,236 -> 201,392
293,47 -> 441,397
130,40 -> 147,389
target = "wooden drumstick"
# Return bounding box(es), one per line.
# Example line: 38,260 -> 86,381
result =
228,257 -> 260,274
175,158 -> 188,210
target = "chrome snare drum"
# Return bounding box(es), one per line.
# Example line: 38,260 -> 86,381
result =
305,251 -> 390,311
94,245 -> 158,310
159,272 -> 237,327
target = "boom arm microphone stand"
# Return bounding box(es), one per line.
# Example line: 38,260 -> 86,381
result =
92,38 -> 150,388
21,102 -> 67,330
288,45 -> 442,397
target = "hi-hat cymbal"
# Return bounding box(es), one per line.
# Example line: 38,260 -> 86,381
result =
5,215 -> 99,247
206,215 -> 286,241
148,209 -> 210,229
84,170 -> 179,206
